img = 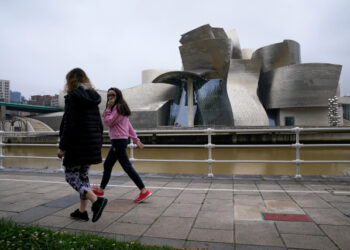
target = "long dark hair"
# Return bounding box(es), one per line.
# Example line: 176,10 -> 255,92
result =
107,87 -> 131,116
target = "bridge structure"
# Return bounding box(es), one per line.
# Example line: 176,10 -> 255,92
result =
0,101 -> 63,120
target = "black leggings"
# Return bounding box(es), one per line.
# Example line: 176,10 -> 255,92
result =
100,139 -> 145,190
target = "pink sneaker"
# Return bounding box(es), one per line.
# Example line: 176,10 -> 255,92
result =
134,189 -> 152,203
92,185 -> 104,196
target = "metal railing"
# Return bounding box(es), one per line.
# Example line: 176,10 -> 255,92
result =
1,127 -> 350,178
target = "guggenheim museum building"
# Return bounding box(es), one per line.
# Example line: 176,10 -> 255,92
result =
37,24 -> 343,129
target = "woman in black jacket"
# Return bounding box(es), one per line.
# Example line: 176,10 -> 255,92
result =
58,68 -> 107,223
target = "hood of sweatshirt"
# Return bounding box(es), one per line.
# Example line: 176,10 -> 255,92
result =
66,83 -> 101,106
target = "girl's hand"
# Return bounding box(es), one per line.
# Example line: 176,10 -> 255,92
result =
107,96 -> 115,109
136,141 -> 144,149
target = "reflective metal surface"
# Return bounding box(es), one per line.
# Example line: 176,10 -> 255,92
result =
227,59 -> 269,126
259,63 -> 342,109
196,79 -> 234,126
252,40 -> 301,73
226,29 -> 242,59
142,69 -> 175,84
179,24 -> 215,45
241,48 -> 254,60
179,24 -> 235,80
122,83 -> 177,128
180,39 -> 233,79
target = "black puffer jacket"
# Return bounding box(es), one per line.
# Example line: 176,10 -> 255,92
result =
59,84 -> 103,167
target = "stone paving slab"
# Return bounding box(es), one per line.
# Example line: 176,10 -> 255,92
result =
119,206 -> 165,224
330,201 -> 350,215
143,216 -> 194,239
320,225 -> 350,250
162,203 -> 201,218
194,210 -> 234,230
103,222 -> 149,236
185,240 -> 234,250
234,205 -> 266,221
139,237 -> 185,248
11,205 -> 61,223
275,221 -> 324,235
235,221 -> 284,247
66,211 -> 120,232
174,192 -> 206,203
201,198 -> 234,212
37,215 -> 73,228
2,171 -> 350,249
265,200 -> 304,214
44,194 -> 80,208
304,207 -> 350,225
103,199 -> 137,213
292,197 -> 333,208
188,228 -> 234,243
281,234 -> 338,250
235,245 -> 286,250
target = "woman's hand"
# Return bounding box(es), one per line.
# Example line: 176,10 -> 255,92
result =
57,149 -> 65,159
136,141 -> 144,149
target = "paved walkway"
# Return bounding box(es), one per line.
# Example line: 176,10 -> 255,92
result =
1,169 -> 350,250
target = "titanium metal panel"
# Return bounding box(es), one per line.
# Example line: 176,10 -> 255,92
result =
142,69 -> 175,84
259,63 -> 342,109
196,79 -> 234,126
252,40 -> 301,73
180,39 -> 233,80
226,29 -> 242,59
121,83 -> 177,109
212,28 -> 229,39
152,71 -> 207,88
226,59 -> 269,126
242,48 -> 254,60
179,24 -> 215,45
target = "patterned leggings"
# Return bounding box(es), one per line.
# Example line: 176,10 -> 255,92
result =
65,165 -> 91,200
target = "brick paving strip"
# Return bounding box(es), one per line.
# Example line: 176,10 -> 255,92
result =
1,171 -> 350,249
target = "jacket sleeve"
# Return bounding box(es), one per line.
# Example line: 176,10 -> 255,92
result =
103,106 -> 122,127
59,95 -> 79,151
128,120 -> 140,144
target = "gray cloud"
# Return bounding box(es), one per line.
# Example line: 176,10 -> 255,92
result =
1,0 -> 349,98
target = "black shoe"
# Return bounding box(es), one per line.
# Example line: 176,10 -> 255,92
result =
91,197 -> 108,223
70,209 -> 89,221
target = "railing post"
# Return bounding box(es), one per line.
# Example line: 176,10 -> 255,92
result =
0,130 -> 4,169
59,158 -> 64,172
129,140 -> 135,162
293,127 -> 302,178
207,128 -> 214,178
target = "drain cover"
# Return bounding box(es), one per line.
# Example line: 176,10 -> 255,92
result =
262,213 -> 311,222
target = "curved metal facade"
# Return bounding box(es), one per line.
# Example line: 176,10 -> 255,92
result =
179,38 -> 233,80
259,63 -> 342,109
142,69 -> 175,84
227,59 -> 269,126
252,40 -> 301,73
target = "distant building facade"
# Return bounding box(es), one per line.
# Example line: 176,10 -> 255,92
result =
10,91 -> 22,103
50,94 -> 59,107
28,95 -> 54,106
0,80 -> 10,102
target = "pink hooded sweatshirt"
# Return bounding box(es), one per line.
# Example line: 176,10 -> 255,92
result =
103,106 -> 140,143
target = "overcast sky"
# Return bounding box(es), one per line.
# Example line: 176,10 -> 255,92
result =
1,0 -> 349,99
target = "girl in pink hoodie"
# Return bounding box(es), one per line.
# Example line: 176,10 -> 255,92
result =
93,87 -> 151,203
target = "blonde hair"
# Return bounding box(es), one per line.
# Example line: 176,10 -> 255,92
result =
65,68 -> 93,93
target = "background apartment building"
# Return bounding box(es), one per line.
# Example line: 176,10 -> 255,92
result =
0,80 -> 10,102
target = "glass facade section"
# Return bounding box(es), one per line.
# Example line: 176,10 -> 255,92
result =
343,104 -> 350,120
